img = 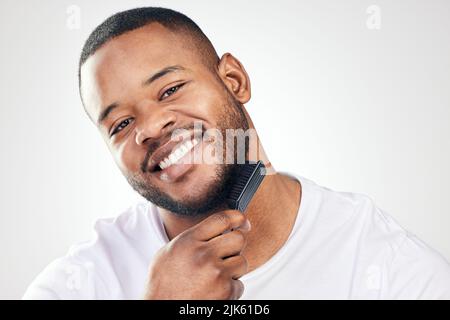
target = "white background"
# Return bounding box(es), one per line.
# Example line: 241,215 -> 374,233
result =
1,0 -> 449,299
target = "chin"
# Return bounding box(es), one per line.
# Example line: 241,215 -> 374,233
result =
161,164 -> 221,198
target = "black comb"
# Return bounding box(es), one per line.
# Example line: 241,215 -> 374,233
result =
226,160 -> 266,213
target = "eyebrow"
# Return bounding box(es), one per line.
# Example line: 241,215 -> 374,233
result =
142,65 -> 185,86
97,65 -> 186,125
97,102 -> 119,125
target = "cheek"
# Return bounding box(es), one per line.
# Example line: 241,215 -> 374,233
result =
111,140 -> 143,174
183,83 -> 226,124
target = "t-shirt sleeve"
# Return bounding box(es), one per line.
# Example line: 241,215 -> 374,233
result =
386,234 -> 450,299
22,257 -> 104,300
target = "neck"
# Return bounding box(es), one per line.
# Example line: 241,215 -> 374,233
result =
158,168 -> 302,274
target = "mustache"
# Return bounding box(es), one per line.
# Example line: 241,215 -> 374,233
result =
140,122 -> 204,173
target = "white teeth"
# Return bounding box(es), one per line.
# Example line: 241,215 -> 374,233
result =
159,160 -> 167,170
180,144 -> 189,153
157,138 -> 199,170
175,148 -> 184,158
168,153 -> 177,163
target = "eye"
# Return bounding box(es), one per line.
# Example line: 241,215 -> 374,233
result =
160,83 -> 185,100
110,118 -> 133,137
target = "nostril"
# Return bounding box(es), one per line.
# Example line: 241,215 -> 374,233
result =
162,120 -> 175,131
141,137 -> 151,146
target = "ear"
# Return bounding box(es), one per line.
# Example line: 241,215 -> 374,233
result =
217,53 -> 251,104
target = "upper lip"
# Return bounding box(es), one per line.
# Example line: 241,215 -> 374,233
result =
146,132 -> 193,172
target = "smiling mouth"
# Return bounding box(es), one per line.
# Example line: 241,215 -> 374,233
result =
146,131 -> 200,174
156,137 -> 200,171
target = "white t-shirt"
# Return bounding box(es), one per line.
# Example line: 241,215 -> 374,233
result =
23,174 -> 450,299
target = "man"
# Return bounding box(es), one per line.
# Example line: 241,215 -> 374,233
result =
24,7 -> 450,299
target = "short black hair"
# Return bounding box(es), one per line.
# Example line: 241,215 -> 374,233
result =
78,7 -> 219,92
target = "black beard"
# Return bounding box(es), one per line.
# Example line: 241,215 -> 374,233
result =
124,93 -> 250,218
127,163 -> 241,217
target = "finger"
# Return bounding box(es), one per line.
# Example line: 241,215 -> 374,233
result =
229,279 -> 245,300
192,210 -> 248,241
222,255 -> 248,279
208,229 -> 248,258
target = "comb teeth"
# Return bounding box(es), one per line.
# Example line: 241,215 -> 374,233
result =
227,161 -> 266,213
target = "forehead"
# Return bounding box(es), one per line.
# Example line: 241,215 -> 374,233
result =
80,23 -> 202,120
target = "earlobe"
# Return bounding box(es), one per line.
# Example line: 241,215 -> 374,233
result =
217,53 -> 251,104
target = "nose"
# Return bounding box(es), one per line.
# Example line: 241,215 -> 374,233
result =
134,103 -> 177,146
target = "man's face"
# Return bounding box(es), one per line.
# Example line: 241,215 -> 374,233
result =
80,23 -> 249,216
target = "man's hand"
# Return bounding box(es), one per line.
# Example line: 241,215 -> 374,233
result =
143,210 -> 251,300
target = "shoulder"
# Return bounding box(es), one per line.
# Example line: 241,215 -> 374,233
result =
386,233 -> 450,299
298,175 -> 398,238
23,202 -> 161,299
296,175 -> 450,299
67,201 -> 158,263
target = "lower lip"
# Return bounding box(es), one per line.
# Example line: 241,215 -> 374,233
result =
153,142 -> 201,183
